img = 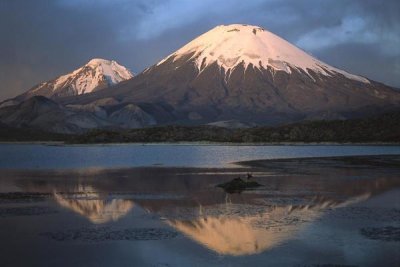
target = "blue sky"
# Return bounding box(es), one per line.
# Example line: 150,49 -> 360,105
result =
0,0 -> 399,100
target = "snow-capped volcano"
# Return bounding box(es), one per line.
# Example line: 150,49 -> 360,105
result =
94,24 -> 398,125
158,24 -> 368,83
17,58 -> 133,100
2,24 -> 399,133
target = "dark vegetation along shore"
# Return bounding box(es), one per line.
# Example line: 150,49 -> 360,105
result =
1,111 -> 400,143
71,111 -> 400,143
0,122 -> 68,142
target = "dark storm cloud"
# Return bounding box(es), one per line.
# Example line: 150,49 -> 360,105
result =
0,0 -> 399,100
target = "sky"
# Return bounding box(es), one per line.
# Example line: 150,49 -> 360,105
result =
0,0 -> 399,100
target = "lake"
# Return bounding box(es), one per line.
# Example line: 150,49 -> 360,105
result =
0,145 -> 399,266
0,143 -> 400,169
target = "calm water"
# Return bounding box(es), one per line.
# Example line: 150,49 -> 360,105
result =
0,143 -> 399,169
0,143 -> 399,266
0,156 -> 399,266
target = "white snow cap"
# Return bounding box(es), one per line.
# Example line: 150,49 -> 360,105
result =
34,58 -> 134,95
159,24 -> 369,83
86,58 -> 133,84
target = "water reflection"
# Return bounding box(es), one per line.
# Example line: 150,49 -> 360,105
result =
168,205 -> 317,256
164,176 -> 399,256
53,185 -> 134,224
4,162 -> 399,256
166,192 -> 374,256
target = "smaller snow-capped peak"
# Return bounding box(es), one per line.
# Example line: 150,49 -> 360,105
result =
85,58 -> 133,83
30,58 -> 133,97
158,24 -> 369,83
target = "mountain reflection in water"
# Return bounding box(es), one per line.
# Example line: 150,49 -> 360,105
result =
43,174 -> 400,255
9,160 -> 397,256
168,205 -> 317,256
166,191 -> 375,256
53,186 -> 134,224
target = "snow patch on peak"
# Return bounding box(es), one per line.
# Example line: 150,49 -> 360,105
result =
157,24 -> 369,83
87,58 -> 112,66
85,58 -> 134,84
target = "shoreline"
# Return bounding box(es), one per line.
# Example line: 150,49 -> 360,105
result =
0,141 -> 65,145
235,153 -> 400,168
0,154 -> 399,173
1,141 -> 400,146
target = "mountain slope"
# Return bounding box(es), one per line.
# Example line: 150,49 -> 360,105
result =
15,58 -> 133,101
0,96 -> 157,133
67,24 -> 400,126
0,96 -> 114,134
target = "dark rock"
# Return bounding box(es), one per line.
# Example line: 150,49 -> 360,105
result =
217,177 -> 262,193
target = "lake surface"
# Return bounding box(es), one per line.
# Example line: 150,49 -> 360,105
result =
0,145 -> 399,266
0,143 -> 400,169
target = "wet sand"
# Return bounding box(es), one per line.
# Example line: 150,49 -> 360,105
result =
0,155 -> 399,266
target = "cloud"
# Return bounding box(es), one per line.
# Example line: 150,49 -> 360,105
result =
314,43 -> 400,89
130,0 -> 268,40
296,17 -> 378,50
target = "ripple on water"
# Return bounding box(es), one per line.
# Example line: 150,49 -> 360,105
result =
40,227 -> 178,242
0,206 -> 58,217
360,226 -> 400,242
